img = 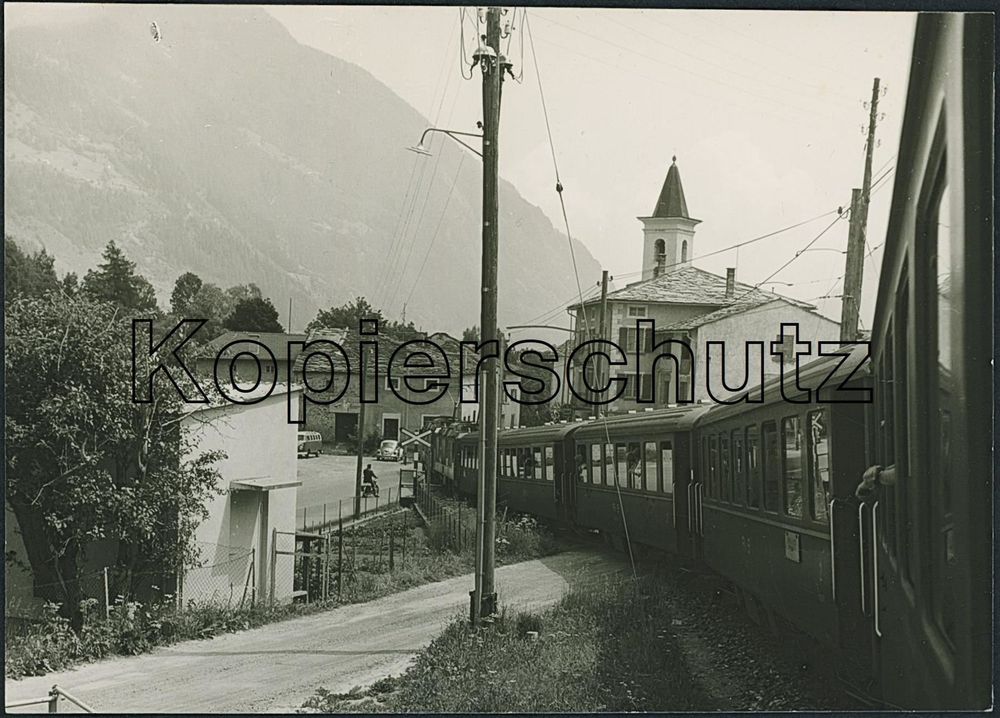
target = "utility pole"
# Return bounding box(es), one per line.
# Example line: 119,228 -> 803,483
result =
354,347 -> 368,518
287,298 -> 293,333
595,270 -> 609,417
472,6 -> 503,626
840,77 -> 881,342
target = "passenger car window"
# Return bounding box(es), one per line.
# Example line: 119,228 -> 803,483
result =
643,441 -> 658,491
660,442 -> 674,494
746,426 -> 761,509
808,410 -> 831,521
782,416 -> 804,518
544,446 -> 554,481
762,422 -> 780,512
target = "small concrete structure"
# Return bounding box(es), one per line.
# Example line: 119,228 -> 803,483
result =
180,384 -> 303,606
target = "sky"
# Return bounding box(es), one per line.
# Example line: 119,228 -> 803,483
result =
267,6 -> 916,331
7,4 -> 917,332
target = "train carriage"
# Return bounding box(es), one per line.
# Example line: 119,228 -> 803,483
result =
571,406 -> 708,554
858,13 -> 992,709
692,345 -> 870,653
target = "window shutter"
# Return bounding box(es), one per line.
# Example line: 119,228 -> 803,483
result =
644,328 -> 654,353
618,326 -> 628,348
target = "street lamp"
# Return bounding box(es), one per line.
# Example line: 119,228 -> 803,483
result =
407,127 -> 484,159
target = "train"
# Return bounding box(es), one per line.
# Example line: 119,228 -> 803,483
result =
428,13 -> 992,711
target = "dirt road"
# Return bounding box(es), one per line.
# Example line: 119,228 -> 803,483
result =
5,551 -> 624,713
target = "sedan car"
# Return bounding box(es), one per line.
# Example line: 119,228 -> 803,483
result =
376,439 -> 403,461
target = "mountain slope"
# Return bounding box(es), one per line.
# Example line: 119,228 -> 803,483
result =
3,6 -> 599,333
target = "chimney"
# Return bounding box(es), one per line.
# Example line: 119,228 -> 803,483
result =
726,268 -> 736,299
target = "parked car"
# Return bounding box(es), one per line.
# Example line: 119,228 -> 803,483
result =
376,439 -> 403,462
297,431 -> 322,458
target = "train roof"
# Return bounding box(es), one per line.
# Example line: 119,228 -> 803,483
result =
456,420 -> 586,446
572,404 -> 711,441
696,342 -> 871,426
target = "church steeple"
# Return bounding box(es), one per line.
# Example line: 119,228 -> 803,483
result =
652,156 -> 691,219
638,156 -> 701,280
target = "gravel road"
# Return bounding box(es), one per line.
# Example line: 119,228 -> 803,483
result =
5,551 -> 625,713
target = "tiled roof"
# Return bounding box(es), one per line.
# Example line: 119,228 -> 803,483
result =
291,327 -> 463,377
571,265 -> 767,307
651,157 -> 691,219
669,296 -> 782,330
200,331 -> 308,362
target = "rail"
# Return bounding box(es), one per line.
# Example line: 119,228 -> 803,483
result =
5,684 -> 95,713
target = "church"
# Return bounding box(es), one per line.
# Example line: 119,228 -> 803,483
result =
564,157 -> 840,412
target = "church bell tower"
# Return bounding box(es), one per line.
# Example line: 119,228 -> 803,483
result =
638,156 -> 701,280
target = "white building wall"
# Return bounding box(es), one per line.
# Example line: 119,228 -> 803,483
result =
694,302 -> 841,402
181,389 -> 301,605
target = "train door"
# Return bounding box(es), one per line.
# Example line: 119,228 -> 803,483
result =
686,434 -> 705,561
670,433 -> 693,557
827,401 -> 876,694
553,440 -> 575,523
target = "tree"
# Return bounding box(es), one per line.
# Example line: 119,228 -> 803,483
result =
225,283 -> 263,306
170,272 -> 203,316
4,236 -> 59,299
5,293 -> 223,628
307,296 -> 384,333
81,240 -> 159,315
462,326 -> 479,342
185,282 -> 233,341
224,295 -> 284,333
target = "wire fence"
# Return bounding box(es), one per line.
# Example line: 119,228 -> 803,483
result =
413,476 -> 476,553
297,485 -> 407,534
271,508 -> 416,605
5,542 -> 254,626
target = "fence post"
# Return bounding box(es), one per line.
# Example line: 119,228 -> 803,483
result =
48,685 -> 59,713
303,507 -> 307,531
323,535 -> 329,602
102,567 -> 110,620
389,515 -> 396,572
269,527 -> 277,605
457,508 -> 462,552
401,512 -> 407,566
337,513 -> 344,601
323,504 -> 327,533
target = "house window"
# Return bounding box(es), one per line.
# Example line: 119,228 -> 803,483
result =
627,305 -> 647,318
385,376 -> 399,391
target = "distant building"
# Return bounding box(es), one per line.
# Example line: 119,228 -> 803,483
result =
564,157 -> 840,412
196,331 -> 308,384
292,328 -> 461,447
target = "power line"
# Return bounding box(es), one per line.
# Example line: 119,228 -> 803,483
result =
400,154 -> 468,309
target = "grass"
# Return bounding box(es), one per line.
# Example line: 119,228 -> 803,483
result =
301,574 -> 718,713
6,507 -> 561,681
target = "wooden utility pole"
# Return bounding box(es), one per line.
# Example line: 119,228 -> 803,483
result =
287,298 -> 293,333
472,6 -> 503,625
840,77 -> 881,342
595,270 -> 609,417
354,348 -> 368,518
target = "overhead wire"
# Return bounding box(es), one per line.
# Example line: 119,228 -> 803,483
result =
530,11 -> 830,121
526,8 -> 637,579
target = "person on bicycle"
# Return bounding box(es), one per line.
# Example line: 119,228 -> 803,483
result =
363,464 -> 379,496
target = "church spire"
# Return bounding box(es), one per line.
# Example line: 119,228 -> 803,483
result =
652,156 -> 690,219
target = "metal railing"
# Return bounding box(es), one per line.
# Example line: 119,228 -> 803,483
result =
5,685 -> 94,713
